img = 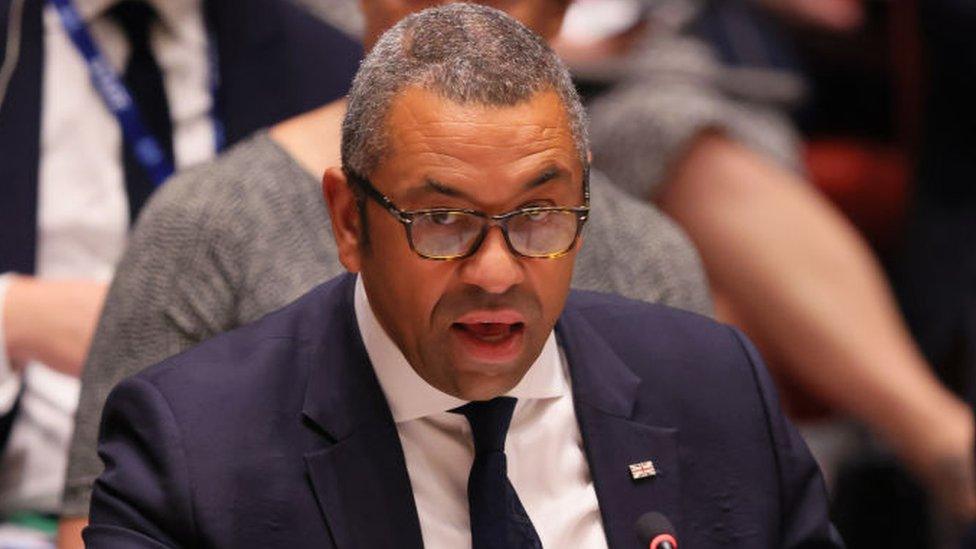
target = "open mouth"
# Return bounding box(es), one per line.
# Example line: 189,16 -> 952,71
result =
454,321 -> 525,341
450,321 -> 526,362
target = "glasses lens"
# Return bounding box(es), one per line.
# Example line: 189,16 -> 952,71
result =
411,211 -> 484,258
507,209 -> 580,257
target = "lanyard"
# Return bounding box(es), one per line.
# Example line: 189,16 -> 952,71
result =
48,0 -> 225,187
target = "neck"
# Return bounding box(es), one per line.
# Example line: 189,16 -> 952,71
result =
268,98 -> 348,178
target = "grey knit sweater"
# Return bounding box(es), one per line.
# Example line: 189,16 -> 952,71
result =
61,132 -> 710,515
587,34 -> 804,200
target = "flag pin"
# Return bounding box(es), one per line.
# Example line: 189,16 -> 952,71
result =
629,460 -> 657,480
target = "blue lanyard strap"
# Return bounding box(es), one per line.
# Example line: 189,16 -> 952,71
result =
48,0 -> 225,187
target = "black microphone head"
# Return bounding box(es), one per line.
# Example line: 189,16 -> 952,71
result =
635,512 -> 677,546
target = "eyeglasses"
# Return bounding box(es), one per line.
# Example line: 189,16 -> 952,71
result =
346,170 -> 589,260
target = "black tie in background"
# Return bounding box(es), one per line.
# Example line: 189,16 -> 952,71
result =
453,397 -> 543,549
109,0 -> 175,223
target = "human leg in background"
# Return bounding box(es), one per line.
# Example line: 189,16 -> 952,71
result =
658,131 -> 976,524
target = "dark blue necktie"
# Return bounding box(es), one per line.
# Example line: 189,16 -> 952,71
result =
109,0 -> 174,223
453,397 -> 543,549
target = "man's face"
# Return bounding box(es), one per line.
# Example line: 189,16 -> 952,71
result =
360,0 -> 569,49
328,86 -> 584,401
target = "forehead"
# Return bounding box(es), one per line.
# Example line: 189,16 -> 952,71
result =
374,86 -> 581,204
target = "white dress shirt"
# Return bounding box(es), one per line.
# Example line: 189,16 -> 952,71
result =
354,276 -> 610,548
0,0 -> 213,513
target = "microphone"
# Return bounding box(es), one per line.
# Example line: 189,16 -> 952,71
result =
635,512 -> 678,549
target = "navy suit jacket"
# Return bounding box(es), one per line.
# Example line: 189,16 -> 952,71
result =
86,274 -> 843,548
0,0 -> 362,275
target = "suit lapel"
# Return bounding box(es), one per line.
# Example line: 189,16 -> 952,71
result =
304,430 -> 424,549
297,279 -> 683,548
558,308 -> 682,549
301,275 -> 424,549
0,0 -> 43,274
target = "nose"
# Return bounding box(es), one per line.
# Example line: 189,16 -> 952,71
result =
458,226 -> 524,294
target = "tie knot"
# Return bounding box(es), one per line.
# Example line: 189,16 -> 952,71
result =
452,397 -> 517,454
108,1 -> 158,44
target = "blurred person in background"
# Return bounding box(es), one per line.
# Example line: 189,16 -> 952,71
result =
894,1 -> 976,542
48,0 -> 976,546
52,0 -> 713,546
0,0 -> 359,538
560,0 -> 976,541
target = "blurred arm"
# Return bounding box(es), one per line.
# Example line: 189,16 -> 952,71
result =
1,275 -> 107,380
56,517 -> 88,549
659,132 -> 975,521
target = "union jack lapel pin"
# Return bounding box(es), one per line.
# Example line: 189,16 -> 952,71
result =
629,460 -> 657,481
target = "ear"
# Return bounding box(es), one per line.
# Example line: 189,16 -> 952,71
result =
323,167 -> 364,273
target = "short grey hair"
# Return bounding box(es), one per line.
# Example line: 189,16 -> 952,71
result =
341,3 -> 589,178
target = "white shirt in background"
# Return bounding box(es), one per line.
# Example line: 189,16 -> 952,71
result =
0,0 -> 213,513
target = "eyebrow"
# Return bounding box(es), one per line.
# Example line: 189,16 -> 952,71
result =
400,166 -> 569,203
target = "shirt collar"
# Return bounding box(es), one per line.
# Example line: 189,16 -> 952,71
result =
354,275 -> 566,424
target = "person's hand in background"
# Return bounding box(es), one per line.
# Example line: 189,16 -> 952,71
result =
3,276 -> 108,378
55,516 -> 87,549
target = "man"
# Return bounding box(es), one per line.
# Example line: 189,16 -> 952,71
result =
86,6 -> 841,547
56,0 -> 709,542
0,0 -> 360,516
